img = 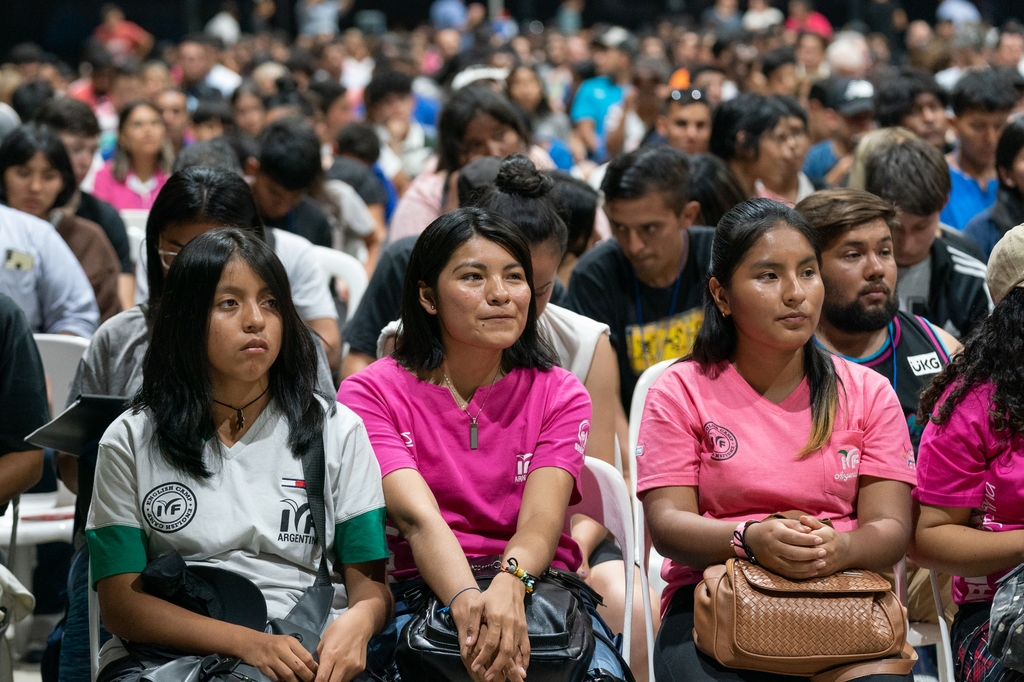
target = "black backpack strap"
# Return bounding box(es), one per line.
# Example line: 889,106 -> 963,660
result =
300,436 -> 331,587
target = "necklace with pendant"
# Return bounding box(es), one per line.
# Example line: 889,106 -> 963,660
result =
442,362 -> 501,450
212,385 -> 269,431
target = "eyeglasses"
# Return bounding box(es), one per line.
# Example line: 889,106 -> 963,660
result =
667,88 -> 707,105
158,248 -> 179,269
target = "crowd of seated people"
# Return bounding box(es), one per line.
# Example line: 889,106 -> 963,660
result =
1,2 -> 1024,682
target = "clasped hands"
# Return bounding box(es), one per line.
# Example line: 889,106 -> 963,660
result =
744,514 -> 850,580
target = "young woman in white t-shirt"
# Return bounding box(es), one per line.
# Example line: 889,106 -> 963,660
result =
636,199 -> 915,682
87,229 -> 391,682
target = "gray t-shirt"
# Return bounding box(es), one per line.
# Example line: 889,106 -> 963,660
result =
897,256 -> 931,317
67,305 -> 335,408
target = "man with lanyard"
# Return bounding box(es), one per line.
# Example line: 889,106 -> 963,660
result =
566,146 -> 711,412
797,188 -> 962,451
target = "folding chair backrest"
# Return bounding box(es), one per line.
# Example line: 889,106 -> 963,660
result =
34,334 -> 90,413
565,456 -> 636,667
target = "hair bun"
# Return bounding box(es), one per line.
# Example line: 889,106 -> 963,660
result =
495,153 -> 552,199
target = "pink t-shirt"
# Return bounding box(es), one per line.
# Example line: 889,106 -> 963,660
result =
338,356 -> 590,581
635,357 -> 916,616
914,381 -> 1024,605
91,162 -> 168,211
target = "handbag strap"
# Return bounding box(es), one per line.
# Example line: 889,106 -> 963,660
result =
300,436 -> 331,587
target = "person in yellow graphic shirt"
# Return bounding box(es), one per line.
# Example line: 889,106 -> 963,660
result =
566,146 -> 714,411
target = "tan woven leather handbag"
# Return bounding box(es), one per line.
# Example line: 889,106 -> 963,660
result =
693,558 -> 913,678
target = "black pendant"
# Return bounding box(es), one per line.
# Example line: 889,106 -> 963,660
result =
235,410 -> 245,430
470,418 -> 479,450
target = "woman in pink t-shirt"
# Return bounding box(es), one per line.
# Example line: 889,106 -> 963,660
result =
340,207 -> 627,681
636,199 -> 915,682
91,100 -> 172,211
911,227 -> 1024,682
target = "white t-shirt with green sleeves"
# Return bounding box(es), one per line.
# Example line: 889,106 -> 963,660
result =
86,396 -> 388,668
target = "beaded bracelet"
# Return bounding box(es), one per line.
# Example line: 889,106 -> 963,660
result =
502,558 -> 536,594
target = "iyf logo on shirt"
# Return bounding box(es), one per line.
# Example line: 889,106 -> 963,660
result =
836,448 -> 861,481
143,483 -> 197,533
279,498 -> 317,545
515,453 -> 534,483
575,421 -> 590,456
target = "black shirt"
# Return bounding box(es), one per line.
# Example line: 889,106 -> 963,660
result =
565,228 -> 715,411
0,294 -> 50,512
263,196 -> 333,248
830,310 -> 951,453
327,157 -> 389,208
76,192 -> 132,273
344,235 -> 569,358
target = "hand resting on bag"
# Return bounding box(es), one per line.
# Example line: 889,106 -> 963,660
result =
452,572 -> 530,682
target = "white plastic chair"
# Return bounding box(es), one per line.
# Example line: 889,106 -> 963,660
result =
312,246 -> 368,322
119,210 -> 149,266
626,359 -> 676,681
564,457 -> 636,668
34,333 -> 90,414
894,559 -> 955,682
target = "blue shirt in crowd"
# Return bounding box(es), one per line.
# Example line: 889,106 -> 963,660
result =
0,204 -> 98,338
940,165 -> 998,231
802,140 -> 839,186
570,76 -> 624,138
962,205 -> 1001,261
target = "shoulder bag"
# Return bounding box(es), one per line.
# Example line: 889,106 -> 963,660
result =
693,515 -> 915,681
395,556 -> 603,682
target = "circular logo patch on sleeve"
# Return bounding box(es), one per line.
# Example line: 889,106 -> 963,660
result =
703,422 -> 739,460
143,483 -> 198,533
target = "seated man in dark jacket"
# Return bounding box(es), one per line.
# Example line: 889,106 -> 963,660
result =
863,131 -> 991,339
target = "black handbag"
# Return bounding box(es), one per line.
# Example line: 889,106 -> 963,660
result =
120,437 -> 336,682
394,557 -> 598,682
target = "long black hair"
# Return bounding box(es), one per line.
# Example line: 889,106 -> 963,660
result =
991,118 -> 1024,236
145,166 -> 265,309
708,93 -> 790,163
0,123 -> 77,209
692,198 -> 841,457
918,288 -> 1024,435
437,85 -> 530,173
132,228 -> 330,479
467,153 -> 569,257
393,206 -> 557,373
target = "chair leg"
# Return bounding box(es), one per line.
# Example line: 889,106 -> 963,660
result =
930,571 -> 954,682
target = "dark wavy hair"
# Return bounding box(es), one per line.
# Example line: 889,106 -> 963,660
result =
0,123 -> 77,210
132,228 -> 331,479
146,167 -> 265,310
467,153 -> 569,257
394,207 -> 557,373
692,198 -> 841,457
918,288 -> 1024,435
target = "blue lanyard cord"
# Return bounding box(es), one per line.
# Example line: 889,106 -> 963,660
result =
633,268 -> 685,329
820,321 -> 897,392
633,234 -> 690,329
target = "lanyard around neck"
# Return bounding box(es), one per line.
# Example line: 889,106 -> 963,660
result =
633,238 -> 688,329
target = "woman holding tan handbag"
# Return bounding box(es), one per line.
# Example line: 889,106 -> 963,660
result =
635,199 -> 917,682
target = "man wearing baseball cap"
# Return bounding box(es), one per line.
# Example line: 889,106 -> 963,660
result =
803,77 -> 877,186
570,26 -> 635,160
988,223 -> 1024,307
